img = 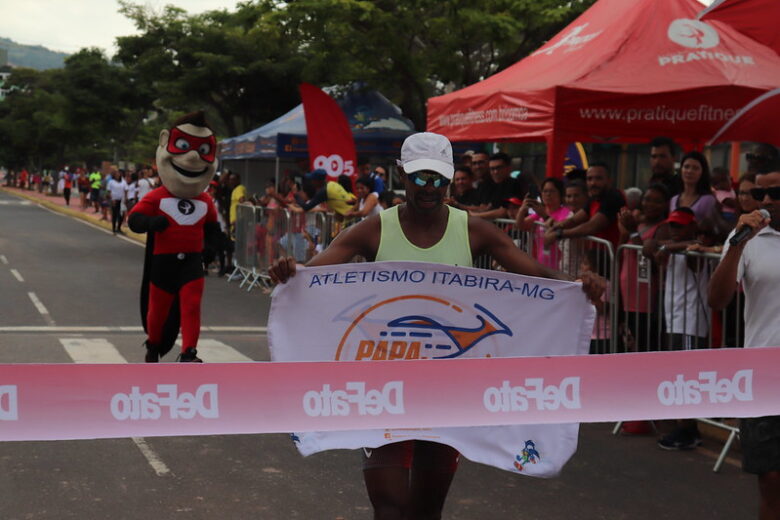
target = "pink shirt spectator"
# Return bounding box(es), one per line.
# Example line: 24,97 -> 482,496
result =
713,188 -> 737,215
530,205 -> 572,269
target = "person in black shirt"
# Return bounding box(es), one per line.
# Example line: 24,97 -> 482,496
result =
446,165 -> 480,210
648,137 -> 681,197
470,152 -> 528,220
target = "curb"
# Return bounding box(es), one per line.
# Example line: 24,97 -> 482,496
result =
0,187 -> 146,244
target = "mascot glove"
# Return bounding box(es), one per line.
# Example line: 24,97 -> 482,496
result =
149,215 -> 170,232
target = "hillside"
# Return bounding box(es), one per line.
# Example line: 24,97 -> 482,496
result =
0,37 -> 68,70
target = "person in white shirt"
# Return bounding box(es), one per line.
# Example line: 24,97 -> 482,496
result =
107,169 -> 128,234
137,167 -> 155,201
709,169 -> 780,520
126,171 -> 139,213
345,175 -> 382,219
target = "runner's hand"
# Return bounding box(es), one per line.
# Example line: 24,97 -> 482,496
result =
577,271 -> 606,306
269,256 -> 297,284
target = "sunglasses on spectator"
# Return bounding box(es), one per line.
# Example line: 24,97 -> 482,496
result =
746,153 -> 772,162
750,186 -> 780,201
407,171 -> 450,188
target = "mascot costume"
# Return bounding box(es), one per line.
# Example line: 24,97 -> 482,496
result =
129,111 -> 219,363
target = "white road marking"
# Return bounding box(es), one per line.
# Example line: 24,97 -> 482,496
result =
0,255 -> 8,265
0,200 -> 31,205
0,326 -> 267,333
10,269 -> 24,282
131,438 -> 172,476
59,337 -> 126,364
27,292 -> 55,326
59,337 -> 173,477
208,326 -> 268,333
176,338 -> 253,362
116,233 -> 141,246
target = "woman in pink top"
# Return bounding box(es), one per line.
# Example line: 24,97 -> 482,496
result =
514,177 -> 572,269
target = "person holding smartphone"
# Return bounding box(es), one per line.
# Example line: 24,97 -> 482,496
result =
515,177 -> 572,268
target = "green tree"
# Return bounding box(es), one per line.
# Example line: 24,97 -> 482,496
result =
280,0 -> 596,129
58,48 -> 155,166
0,48 -> 155,169
0,67 -> 69,170
115,1 -> 307,137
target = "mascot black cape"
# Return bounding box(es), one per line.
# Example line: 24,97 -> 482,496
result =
129,111 -> 219,362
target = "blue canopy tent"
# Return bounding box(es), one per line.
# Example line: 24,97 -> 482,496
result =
218,86 -> 417,192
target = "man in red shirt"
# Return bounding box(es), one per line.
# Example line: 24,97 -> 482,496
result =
129,111 -> 219,362
545,162 -> 626,248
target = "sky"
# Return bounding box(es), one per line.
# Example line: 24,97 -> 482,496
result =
0,0 -> 714,57
0,0 -> 240,55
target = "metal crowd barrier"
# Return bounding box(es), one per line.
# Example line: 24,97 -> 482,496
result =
230,205 -> 337,292
233,206 -> 744,353
234,209 -> 743,350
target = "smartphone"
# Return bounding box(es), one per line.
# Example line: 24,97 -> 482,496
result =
527,183 -> 540,201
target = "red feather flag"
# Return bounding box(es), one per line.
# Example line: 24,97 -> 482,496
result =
299,83 -> 357,181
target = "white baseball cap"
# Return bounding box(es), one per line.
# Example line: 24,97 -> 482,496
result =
397,132 -> 454,180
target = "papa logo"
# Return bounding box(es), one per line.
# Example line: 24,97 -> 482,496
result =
335,295 -> 512,361
514,440 -> 541,472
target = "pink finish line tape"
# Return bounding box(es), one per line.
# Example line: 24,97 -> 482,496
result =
1,347 -> 778,441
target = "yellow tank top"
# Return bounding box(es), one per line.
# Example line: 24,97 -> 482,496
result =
326,181 -> 355,216
376,205 -> 472,266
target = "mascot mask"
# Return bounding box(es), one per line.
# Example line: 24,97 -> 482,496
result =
156,111 -> 217,199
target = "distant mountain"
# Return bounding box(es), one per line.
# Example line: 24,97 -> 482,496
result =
0,37 -> 68,70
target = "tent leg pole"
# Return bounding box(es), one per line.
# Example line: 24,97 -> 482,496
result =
545,136 -> 566,179
730,142 -> 741,183
275,157 -> 280,188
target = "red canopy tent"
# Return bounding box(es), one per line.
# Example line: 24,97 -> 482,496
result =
699,0 -> 780,163
709,87 -> 780,146
699,0 -> 780,56
427,0 -> 780,177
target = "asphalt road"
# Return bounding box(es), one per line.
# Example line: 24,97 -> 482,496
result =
0,189 -> 760,519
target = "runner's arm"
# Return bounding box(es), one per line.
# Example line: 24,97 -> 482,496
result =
469,217 -> 560,279
469,217 -> 604,303
268,217 -> 380,283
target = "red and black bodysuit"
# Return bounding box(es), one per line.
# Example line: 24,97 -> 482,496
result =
129,186 -> 218,360
129,110 -> 220,362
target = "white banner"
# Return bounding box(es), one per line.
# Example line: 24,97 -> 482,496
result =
269,261 -> 595,477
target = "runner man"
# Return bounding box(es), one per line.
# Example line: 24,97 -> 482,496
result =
269,132 -> 603,520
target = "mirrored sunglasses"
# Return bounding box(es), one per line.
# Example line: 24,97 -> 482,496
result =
408,171 -> 450,188
750,186 -> 780,201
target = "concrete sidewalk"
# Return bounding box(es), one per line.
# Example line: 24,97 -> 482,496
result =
1,185 -> 146,244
